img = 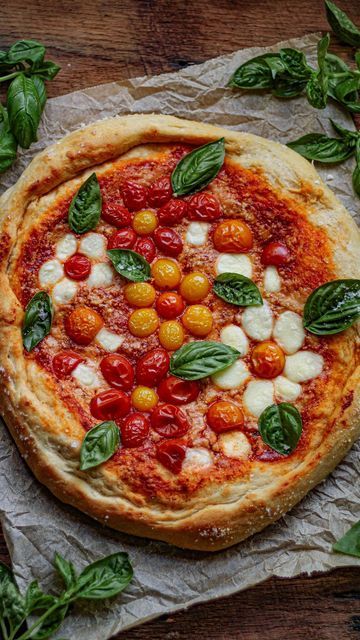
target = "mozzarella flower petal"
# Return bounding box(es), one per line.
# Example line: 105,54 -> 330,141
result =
242,300 -> 273,341
79,233 -> 106,259
96,328 -> 124,352
274,376 -> 302,402
211,359 -> 250,390
220,324 -> 249,356
218,431 -> 251,460
52,278 -> 78,305
264,266 -> 281,293
216,253 -> 252,278
87,263 -> 114,288
55,234 -> 77,261
38,259 -> 64,286
185,222 -> 210,246
284,351 -> 324,383
72,363 -> 102,388
243,380 -> 274,417
183,448 -> 213,470
273,311 -> 305,354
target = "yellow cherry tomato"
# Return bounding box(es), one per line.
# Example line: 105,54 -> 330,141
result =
180,271 -> 211,303
124,282 -> 156,307
159,320 -> 185,350
132,210 -> 158,235
131,386 -> 158,411
151,258 -> 182,289
182,305 -> 213,337
128,308 -> 159,337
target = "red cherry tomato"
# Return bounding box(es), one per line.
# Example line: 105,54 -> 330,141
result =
148,177 -> 172,207
90,389 -> 131,420
151,403 -> 189,437
156,439 -> 186,474
136,348 -> 170,386
156,292 -> 185,319
153,227 -> 183,257
107,228 -> 137,250
64,254 -> 91,281
188,193 -> 221,221
261,242 -> 290,266
121,413 -> 150,447
122,181 -> 147,211
158,376 -> 199,405
52,351 -> 83,377
102,202 -> 132,228
100,354 -> 134,391
158,198 -> 187,226
134,236 -> 156,263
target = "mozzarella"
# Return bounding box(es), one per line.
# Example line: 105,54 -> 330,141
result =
55,234 -> 77,261
242,300 -> 273,341
273,311 -> 305,354
220,324 -> 249,356
52,278 -> 78,305
79,233 -> 106,259
87,263 -> 114,288
274,376 -> 301,402
264,266 -> 281,293
284,351 -> 324,383
183,448 -> 213,470
218,431 -> 251,460
38,259 -> 64,286
211,359 -> 250,390
216,253 -> 252,278
185,222 -> 210,246
96,328 -> 124,352
72,363 -> 102,388
243,380 -> 274,417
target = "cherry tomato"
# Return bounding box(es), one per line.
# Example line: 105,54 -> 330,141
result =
102,202 -> 132,227
90,389 -> 131,420
158,376 -> 199,405
261,242 -> 290,266
207,400 -> 244,433
121,413 -> 150,447
213,219 -> 253,253
100,354 -> 134,390
151,403 -> 189,437
65,306 -> 103,345
64,254 -> 91,281
122,181 -> 147,211
136,348 -> 170,386
158,198 -> 187,226
156,439 -> 186,474
251,341 -> 285,379
134,236 -> 156,263
52,351 -> 83,377
156,292 -> 185,319
188,193 -> 221,221
148,176 -> 172,207
153,227 -> 183,257
107,228 -> 137,250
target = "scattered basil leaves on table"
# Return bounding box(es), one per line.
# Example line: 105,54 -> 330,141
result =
333,520 -> 360,557
306,34 -> 330,109
80,421 -> 120,471
68,172 -> 102,234
213,273 -> 263,307
325,0 -> 360,47
22,291 -> 53,352
0,105 -> 17,173
171,138 -> 225,197
258,403 -> 303,455
170,340 -> 239,380
303,279 -> 360,335
107,248 -> 151,282
7,73 -> 43,149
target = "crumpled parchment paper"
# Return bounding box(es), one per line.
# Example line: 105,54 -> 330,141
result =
0,33 -> 359,640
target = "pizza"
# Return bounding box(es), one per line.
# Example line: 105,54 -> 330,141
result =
0,114 -> 359,552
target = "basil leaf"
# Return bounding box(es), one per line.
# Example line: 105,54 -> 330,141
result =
31,604 -> 69,640
22,291 -> 53,352
214,273 -> 263,306
171,138 -> 225,197
229,54 -> 280,89
333,520 -> 360,558
306,34 -> 330,109
0,562 -> 26,626
325,0 -> 360,47
303,279 -> 360,335
0,104 -> 17,173
352,138 -> 360,197
7,73 -> 42,148
330,118 -> 359,142
74,552 -> 133,600
6,39 -> 45,65
80,421 -> 120,471
0,561 -> 20,619
54,553 -> 77,591
31,60 -> 61,81
279,48 -> 313,80
25,580 -> 56,613
32,76 -> 47,112
287,132 -> 355,163
334,76 -> 360,113
258,403 -> 302,455
170,340 -> 239,381
68,172 -> 102,234
272,76 -> 307,98
107,248 -> 150,282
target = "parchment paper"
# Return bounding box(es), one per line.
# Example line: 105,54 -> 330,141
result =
0,33 -> 359,639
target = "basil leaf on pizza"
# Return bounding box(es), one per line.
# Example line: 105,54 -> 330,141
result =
259,403 -> 302,455
68,172 -> 102,234
170,341 -> 239,380
213,273 -> 263,306
171,138 -> 225,197
107,248 -> 151,282
74,552 -> 133,600
303,279 -> 360,335
22,291 -> 53,352
80,421 -> 120,471
325,0 -> 360,47
333,520 -> 360,558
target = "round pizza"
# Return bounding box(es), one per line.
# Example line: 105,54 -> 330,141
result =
0,114 -> 359,551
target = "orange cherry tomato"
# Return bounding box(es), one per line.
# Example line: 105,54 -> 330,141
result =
251,341 -> 285,379
261,242 -> 290,266
52,351 -> 83,377
121,413 -> 150,447
65,306 -> 103,345
207,401 -> 244,433
64,254 -> 91,281
213,219 -> 253,253
156,292 -> 185,319
136,348 -> 170,386
90,389 -> 131,420
156,439 -> 186,474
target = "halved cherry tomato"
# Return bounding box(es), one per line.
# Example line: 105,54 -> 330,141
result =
261,242 -> 290,266
134,236 -> 156,263
156,439 -> 186,474
213,219 -> 253,253
65,306 -> 103,345
52,351 -> 83,377
121,413 -> 150,447
207,400 -> 244,433
90,389 -> 131,420
156,292 -> 185,319
64,254 -> 91,281
153,227 -> 183,257
158,198 -> 187,226
188,193 -> 221,221
107,228 -> 137,250
151,403 -> 189,437
148,177 -> 172,207
102,202 -> 132,227
158,376 -> 199,405
122,181 -> 147,211
136,348 -> 170,386
251,341 -> 285,379
100,354 -> 134,391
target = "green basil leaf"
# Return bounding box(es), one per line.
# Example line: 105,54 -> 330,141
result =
303,279 -> 360,335
31,60 -> 61,81
7,73 -> 42,148
279,48 -> 313,79
229,54 -> 281,89
0,562 -> 26,626
334,76 -> 360,113
6,39 -> 45,65
258,403 -> 302,455
0,561 -> 20,619
0,104 -> 17,173
25,580 -> 56,614
32,76 -> 47,112
22,291 -> 53,352
80,421 -> 120,471
31,603 -> 69,640
213,272 -> 263,306
107,249 -> 150,282
74,552 -> 133,600
171,138 -> 225,197
306,34 -> 330,109
333,520 -> 360,558
54,553 -> 77,591
68,172 -> 102,234
352,138 -> 360,197
272,76 -> 307,98
287,132 -> 355,163
170,340 -> 240,381
325,52 -> 351,75
325,0 -> 360,47
330,118 -> 359,142
356,51 -> 360,71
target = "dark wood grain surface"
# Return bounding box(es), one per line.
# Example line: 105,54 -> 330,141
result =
1,0 -> 360,638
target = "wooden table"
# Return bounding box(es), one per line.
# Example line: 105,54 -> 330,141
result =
1,0 -> 360,638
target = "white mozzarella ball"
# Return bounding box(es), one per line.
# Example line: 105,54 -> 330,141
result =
220,324 -> 249,356
55,234 -> 77,261
243,380 -> 274,417
273,311 -> 305,354
72,363 -> 102,388
242,300 -> 273,341
38,259 -> 64,286
284,351 -> 324,383
52,278 -> 78,305
183,448 -> 213,470
185,222 -> 210,246
218,431 -> 251,460
79,233 -> 106,259
87,263 -> 114,288
264,266 -> 281,293
274,376 -> 302,402
216,253 -> 252,278
211,359 -> 250,390
96,328 -> 124,352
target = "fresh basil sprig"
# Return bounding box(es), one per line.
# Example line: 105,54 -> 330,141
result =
171,138 -> 225,197
325,0 -> 360,47
306,34 -> 330,109
333,520 -> 360,558
258,403 -> 303,455
0,105 -> 17,173
80,421 -> 120,471
22,291 -> 53,352
303,279 -> 360,335
107,248 -> 151,282
170,340 -> 239,380
7,74 -> 43,149
213,273 -> 263,307
68,173 -> 102,234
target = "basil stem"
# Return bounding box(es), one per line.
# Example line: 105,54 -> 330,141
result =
80,421 -> 120,471
107,248 -> 151,282
213,273 -> 263,306
68,172 -> 102,234
303,279 -> 360,335
325,0 -> 360,47
170,340 -> 239,380
258,403 -> 302,455
22,291 -> 53,352
171,138 -> 225,197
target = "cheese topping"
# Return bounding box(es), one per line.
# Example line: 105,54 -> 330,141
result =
95,328 -> 124,352
218,431 -> 251,459
52,278 -> 78,305
79,233 -> 106,259
216,253 -> 252,278
38,259 -> 64,286
242,300 -> 273,341
211,359 -> 250,390
284,351 -> 324,383
263,266 -> 281,293
55,234 -> 77,261
273,311 -> 305,354
87,263 -> 114,288
243,379 -> 274,417
274,375 -> 302,402
220,324 -> 249,356
72,363 -> 102,388
183,447 -> 213,470
185,222 -> 210,246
